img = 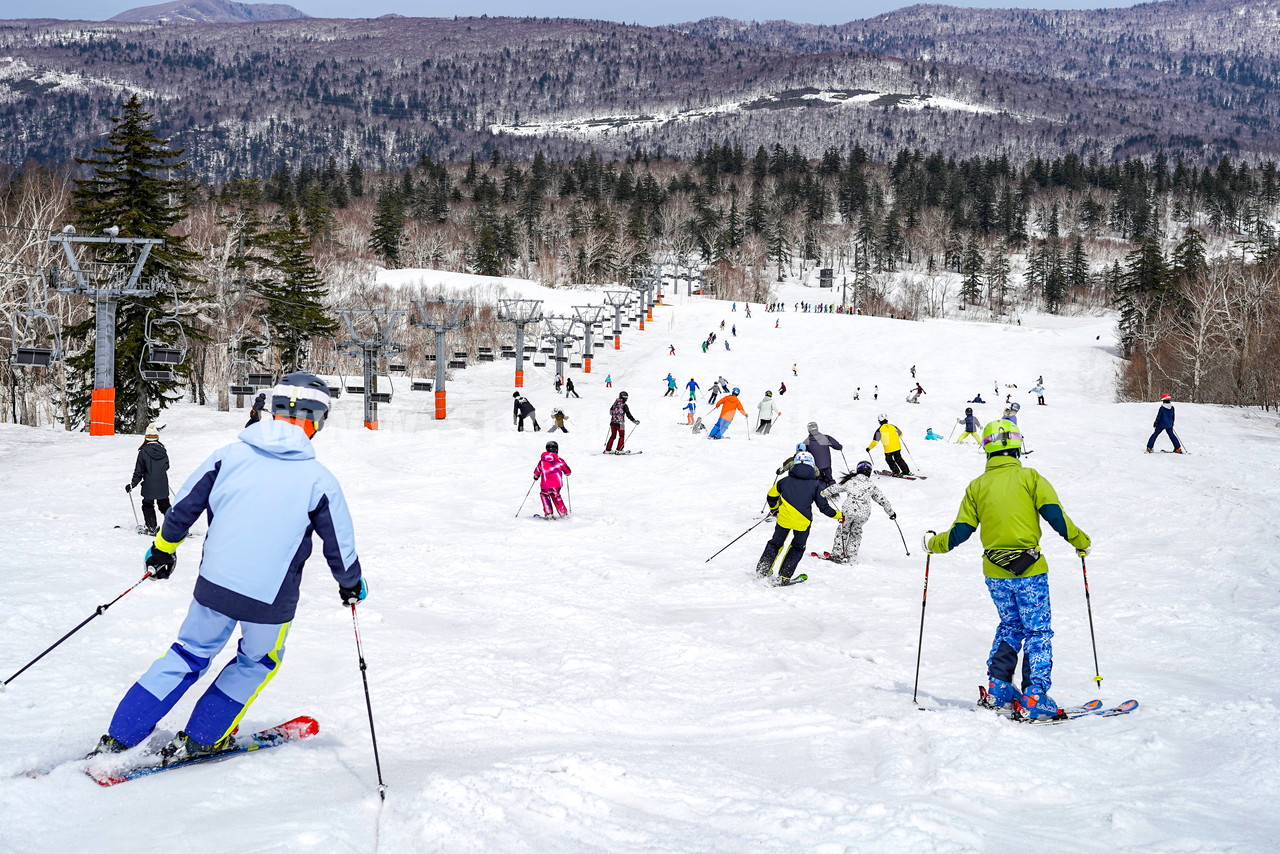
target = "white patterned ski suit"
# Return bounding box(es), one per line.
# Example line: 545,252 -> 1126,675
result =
820,476 -> 894,561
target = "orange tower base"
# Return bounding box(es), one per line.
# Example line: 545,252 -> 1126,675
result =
435,390 -> 447,419
364,420 -> 379,430
514,369 -> 524,388
583,356 -> 592,374
614,337 -> 621,350
89,388 -> 115,436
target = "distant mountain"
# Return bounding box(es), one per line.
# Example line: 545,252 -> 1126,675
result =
108,0 -> 308,24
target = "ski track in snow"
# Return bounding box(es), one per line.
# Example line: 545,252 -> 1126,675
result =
1,277 -> 1278,852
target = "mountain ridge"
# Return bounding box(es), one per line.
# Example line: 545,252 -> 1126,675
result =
108,0 -> 308,24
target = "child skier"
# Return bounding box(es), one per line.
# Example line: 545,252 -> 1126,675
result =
1145,393 -> 1182,453
955,407 -> 981,444
605,391 -> 639,454
126,423 -> 171,535
757,451 -> 842,586
548,408 -> 570,433
821,461 -> 895,563
925,427 -> 945,440
534,441 -> 572,519
683,400 -> 696,425
922,419 -> 1091,719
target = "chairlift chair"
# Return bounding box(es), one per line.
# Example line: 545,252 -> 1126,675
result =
9,283 -> 65,368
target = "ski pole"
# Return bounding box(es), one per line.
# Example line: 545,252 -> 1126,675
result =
947,422 -> 957,442
759,473 -> 779,514
839,449 -> 850,471
893,517 -> 911,556
127,488 -> 140,529
565,475 -> 572,514
515,478 -> 536,518
350,604 -> 387,800
705,515 -> 770,563
1080,555 -> 1104,693
3,570 -> 152,690
911,534 -> 935,706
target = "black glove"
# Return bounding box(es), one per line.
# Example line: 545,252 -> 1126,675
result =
145,546 -> 176,579
339,578 -> 368,605
889,512 -> 897,520
125,483 -> 133,493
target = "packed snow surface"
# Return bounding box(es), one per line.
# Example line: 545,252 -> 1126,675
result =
1,278 -> 1278,852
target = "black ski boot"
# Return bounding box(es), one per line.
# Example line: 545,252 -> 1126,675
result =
86,734 -> 128,758
160,731 -> 233,765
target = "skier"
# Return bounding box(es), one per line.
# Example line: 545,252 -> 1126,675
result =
803,421 -> 844,486
724,340 -> 731,351
731,325 -> 736,337
244,392 -> 266,428
605,375 -> 613,388
792,363 -> 798,376
1003,401 -> 1021,424
708,387 -> 746,439
126,423 -> 171,535
757,450 -> 841,586
907,383 -> 926,404
873,385 -> 878,401
910,365 -> 916,379
548,407 -> 570,433
922,418 -> 1091,719
691,416 -> 707,435
605,391 -> 639,454
512,392 -> 541,432
867,414 -> 910,477
564,377 -> 579,398
91,373 -> 365,760
956,407 -> 981,444
554,375 -> 563,394
968,393 -> 986,404
925,428 -> 945,440
533,441 -> 572,519
756,390 -> 780,434
1146,393 -> 1183,453
1029,383 -> 1046,405
774,319 -> 780,329
778,381 -> 787,396
663,373 -> 677,397
853,387 -> 860,401
683,400 -> 697,424
707,379 -> 720,406
820,461 -> 895,563
686,377 -> 700,401
669,344 -> 676,356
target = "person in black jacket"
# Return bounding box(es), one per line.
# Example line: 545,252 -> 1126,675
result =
803,421 -> 844,486
513,392 -> 541,432
126,424 -> 171,534
757,451 -> 842,585
244,392 -> 267,428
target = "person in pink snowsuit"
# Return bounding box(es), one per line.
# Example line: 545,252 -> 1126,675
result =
533,442 -> 572,518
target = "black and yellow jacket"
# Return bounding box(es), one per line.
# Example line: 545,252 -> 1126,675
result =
766,463 -> 840,531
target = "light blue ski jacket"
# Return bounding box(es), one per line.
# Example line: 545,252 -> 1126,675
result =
161,420 -> 362,623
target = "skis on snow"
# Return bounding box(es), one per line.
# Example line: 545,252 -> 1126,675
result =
874,470 -> 926,480
976,685 -> 1138,725
85,716 -> 319,786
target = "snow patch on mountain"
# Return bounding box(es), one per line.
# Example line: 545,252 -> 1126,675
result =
0,56 -> 160,102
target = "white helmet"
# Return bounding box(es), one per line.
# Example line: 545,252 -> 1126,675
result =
793,450 -> 816,468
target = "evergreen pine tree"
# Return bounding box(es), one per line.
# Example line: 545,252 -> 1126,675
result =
64,95 -> 202,433
960,241 -> 984,308
369,183 -> 405,265
255,210 -> 339,371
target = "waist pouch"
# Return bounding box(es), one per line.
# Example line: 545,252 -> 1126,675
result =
984,548 -> 1041,576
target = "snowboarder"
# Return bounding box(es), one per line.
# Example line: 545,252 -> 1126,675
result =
803,421 -> 844,486
757,451 -> 841,585
708,387 -> 746,439
756,390 -> 780,434
605,391 -> 639,454
683,400 -> 696,425
1029,383 -> 1046,406
548,408 -> 570,433
126,423 -> 171,535
969,393 -> 986,404
1146,393 -> 1183,453
244,392 -> 266,428
663,373 -> 677,397
686,377 -> 700,401
820,461 -> 895,563
778,381 -> 787,396
564,377 -> 579,398
867,415 -> 910,477
534,441 -> 572,519
956,407 -> 981,444
907,383 -> 926,404
513,392 -> 541,432
91,373 -> 365,760
923,418 -> 1091,719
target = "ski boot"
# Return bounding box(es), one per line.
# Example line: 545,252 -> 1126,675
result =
978,678 -> 1021,711
1016,686 -> 1061,721
86,734 -> 128,758
160,731 -> 234,766
1144,447 -> 1153,453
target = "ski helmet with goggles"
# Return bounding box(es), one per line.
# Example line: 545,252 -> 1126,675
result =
965,407 -> 973,415
1010,402 -> 1021,412
793,450 -> 816,468
856,461 -> 873,476
981,419 -> 1023,456
270,372 -> 331,437
878,413 -> 888,423
619,391 -> 628,399
732,387 -> 740,395
765,390 -> 773,397
545,440 -> 559,453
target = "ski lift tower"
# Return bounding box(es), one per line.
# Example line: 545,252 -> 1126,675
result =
627,279 -> 654,331
336,309 -> 406,431
496,298 -> 543,388
411,298 -> 470,420
541,315 -> 580,385
571,305 -> 608,374
50,226 -> 164,436
602,290 -> 632,350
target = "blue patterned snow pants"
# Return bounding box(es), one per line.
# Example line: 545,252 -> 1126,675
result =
985,574 -> 1053,693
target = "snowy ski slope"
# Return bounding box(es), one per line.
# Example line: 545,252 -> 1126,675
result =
1,277 -> 1277,853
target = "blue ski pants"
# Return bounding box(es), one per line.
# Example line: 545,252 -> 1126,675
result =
108,600 -> 290,747
985,574 -> 1053,693
1146,426 -> 1181,451
708,417 -> 733,438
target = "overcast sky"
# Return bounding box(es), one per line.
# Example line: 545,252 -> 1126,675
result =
16,1 -> 1146,27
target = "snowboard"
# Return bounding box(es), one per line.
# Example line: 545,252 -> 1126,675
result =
85,716 -> 319,787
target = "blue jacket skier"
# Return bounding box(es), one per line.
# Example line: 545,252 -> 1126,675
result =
1146,394 -> 1182,453
92,373 -> 365,762
757,451 -> 841,586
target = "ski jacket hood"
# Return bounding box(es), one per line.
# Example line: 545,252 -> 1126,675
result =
535,451 -> 571,488
766,463 -> 838,531
238,419 -> 316,460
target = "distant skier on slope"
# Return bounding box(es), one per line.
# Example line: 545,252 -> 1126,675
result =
534,440 -> 572,519
91,373 -> 365,762
126,423 -> 171,535
605,391 -> 639,454
1145,393 -> 1183,453
956,407 -> 981,444
683,400 -> 696,425
803,421 -> 844,486
820,461 -> 895,564
686,377 -> 700,401
513,392 -> 541,432
664,373 -> 677,397
757,450 -> 841,586
756,390 -> 780,434
244,392 -> 266,428
548,407 -> 570,433
923,418 -> 1091,719
1029,383 -> 1046,405
867,415 -> 910,477
708,387 -> 747,439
